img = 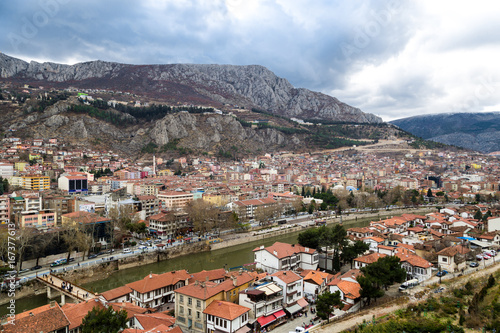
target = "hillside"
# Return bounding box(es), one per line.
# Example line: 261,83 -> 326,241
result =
0,92 -> 401,159
390,112 -> 500,153
0,53 -> 382,124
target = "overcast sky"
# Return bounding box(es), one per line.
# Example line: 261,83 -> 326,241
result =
1,0 -> 500,121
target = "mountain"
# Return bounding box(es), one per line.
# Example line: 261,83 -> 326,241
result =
0,53 -> 381,123
390,112 -> 500,153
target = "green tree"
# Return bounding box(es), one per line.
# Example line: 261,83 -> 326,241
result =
81,306 -> 128,333
320,224 -> 347,271
427,188 -> 433,197
316,290 -> 343,322
358,274 -> 384,306
341,240 -> 369,268
361,256 -> 406,291
474,209 -> 483,221
297,227 -> 323,249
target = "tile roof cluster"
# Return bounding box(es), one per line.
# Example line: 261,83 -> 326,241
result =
253,241 -> 316,259
126,270 -> 190,294
3,302 -> 70,333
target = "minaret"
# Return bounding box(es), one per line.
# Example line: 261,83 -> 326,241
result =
153,154 -> 156,176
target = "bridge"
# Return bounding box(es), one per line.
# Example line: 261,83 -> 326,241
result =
36,273 -> 96,305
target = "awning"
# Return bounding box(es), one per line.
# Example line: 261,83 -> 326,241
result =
273,309 -> 286,319
285,304 -> 303,314
257,315 -> 276,327
297,297 -> 309,308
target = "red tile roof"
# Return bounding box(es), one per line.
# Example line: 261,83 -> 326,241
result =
203,300 -> 250,320
126,270 -> 190,294
253,242 -> 316,259
3,302 -> 70,333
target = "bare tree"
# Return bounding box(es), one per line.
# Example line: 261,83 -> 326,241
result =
185,199 -> 219,234
15,228 -> 36,273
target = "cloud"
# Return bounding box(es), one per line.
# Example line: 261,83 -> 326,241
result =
1,0 -> 499,121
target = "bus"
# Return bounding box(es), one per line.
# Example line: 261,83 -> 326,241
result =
398,278 -> 419,291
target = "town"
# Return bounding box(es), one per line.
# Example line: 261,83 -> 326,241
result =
1,124 -> 500,332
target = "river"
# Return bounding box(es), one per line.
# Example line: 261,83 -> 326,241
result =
1,217 -> 376,316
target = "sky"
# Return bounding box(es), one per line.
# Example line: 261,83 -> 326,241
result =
1,0 -> 500,121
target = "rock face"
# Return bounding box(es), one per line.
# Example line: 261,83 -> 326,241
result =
390,112 -> 500,153
0,53 -> 381,124
7,99 -> 301,156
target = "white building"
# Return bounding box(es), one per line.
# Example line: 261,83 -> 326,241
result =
271,270 -> 307,316
253,242 -> 319,274
203,300 -> 250,333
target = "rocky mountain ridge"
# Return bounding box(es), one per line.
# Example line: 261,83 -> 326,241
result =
0,53 -> 381,123
390,112 -> 500,153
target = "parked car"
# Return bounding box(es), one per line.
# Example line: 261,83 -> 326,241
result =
106,249 -> 115,254
436,270 -> 448,277
31,265 -> 42,271
88,254 -> 98,259
123,248 -> 131,253
470,262 -> 479,268
483,254 -> 491,260
476,254 -> 483,261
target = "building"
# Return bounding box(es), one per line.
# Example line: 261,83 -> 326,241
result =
270,270 -> 306,317
147,212 -> 190,239
0,194 -> 10,224
58,172 -> 89,194
174,273 -> 254,333
61,211 -> 112,249
203,300 -> 251,333
19,210 -> 56,229
157,191 -> 194,211
43,195 -> 71,226
238,281 -> 286,331
137,195 -> 160,218
253,242 -> 319,274
353,253 -> 387,269
126,270 -> 191,309
0,162 -> 14,178
21,175 -> 50,191
1,301 -> 70,333
228,198 -> 278,220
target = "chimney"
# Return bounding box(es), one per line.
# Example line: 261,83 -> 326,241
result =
49,301 -> 56,308
273,250 -> 278,256
195,280 -> 199,286
260,245 -> 264,249
149,271 -> 153,279
205,276 -> 209,282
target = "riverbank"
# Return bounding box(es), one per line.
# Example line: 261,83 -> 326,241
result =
1,206 -> 436,307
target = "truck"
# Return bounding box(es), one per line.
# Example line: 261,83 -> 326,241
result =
398,278 -> 419,292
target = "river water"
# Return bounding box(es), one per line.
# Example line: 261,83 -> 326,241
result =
1,218 -> 374,316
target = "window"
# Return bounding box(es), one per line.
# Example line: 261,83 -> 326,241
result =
188,309 -> 191,316
442,257 -> 448,263
179,306 -> 184,314
188,297 -> 192,305
197,311 -> 200,319
196,300 -> 201,308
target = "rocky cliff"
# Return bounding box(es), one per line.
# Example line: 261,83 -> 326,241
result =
0,53 -> 381,123
6,98 -> 302,156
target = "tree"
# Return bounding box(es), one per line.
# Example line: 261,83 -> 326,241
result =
316,290 -> 343,322
320,224 -> 347,272
427,188 -> 433,197
297,227 -> 323,249
358,275 -> 384,306
474,209 -> 483,221
361,256 -> 406,291
342,240 -> 369,268
15,228 -> 37,273
185,199 -> 219,234
61,223 -> 91,264
81,306 -> 128,333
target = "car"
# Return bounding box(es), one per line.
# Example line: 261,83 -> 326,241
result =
31,265 -> 42,271
476,255 -> 483,261
483,255 -> 490,260
436,270 -> 448,277
138,245 -> 147,250
123,248 -> 131,253
68,258 -> 75,262
106,249 -> 115,254
19,268 -> 30,274
433,286 -> 446,293
50,259 -> 67,267
470,262 -> 479,267
88,254 -> 98,259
